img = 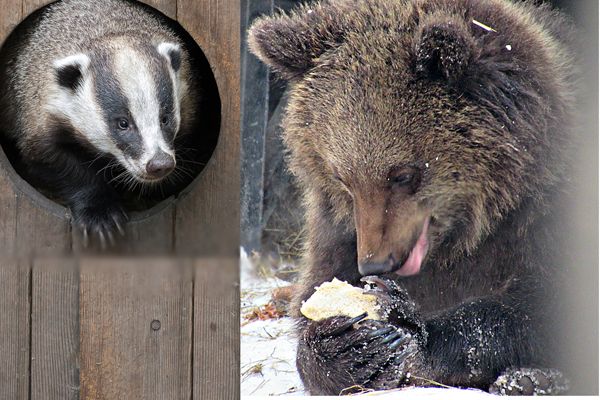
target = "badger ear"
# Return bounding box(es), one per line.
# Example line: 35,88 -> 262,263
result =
414,16 -> 477,84
53,54 -> 90,91
248,3 -> 351,80
157,42 -> 182,72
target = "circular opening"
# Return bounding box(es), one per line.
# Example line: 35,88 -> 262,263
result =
0,0 -> 221,221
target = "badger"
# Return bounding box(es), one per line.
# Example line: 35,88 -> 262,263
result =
0,0 -> 207,246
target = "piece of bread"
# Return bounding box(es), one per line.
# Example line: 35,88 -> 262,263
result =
300,278 -> 381,321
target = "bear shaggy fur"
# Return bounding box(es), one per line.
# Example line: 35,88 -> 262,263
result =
249,0 -> 577,395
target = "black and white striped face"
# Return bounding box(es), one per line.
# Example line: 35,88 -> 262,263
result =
49,40 -> 186,182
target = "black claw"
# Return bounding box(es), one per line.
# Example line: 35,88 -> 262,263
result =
389,336 -> 410,350
329,313 -> 369,337
381,331 -> 402,344
367,326 -> 395,338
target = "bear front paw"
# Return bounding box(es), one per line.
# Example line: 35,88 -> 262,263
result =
361,275 -> 427,341
297,314 -> 426,395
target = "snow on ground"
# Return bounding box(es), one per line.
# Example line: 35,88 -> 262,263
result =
240,249 -> 495,399
241,249 -> 306,396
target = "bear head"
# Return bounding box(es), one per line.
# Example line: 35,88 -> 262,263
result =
248,0 -> 575,276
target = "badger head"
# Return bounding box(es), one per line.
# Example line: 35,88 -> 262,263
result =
48,38 -> 187,183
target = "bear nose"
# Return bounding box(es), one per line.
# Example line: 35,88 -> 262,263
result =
145,152 -> 175,179
358,256 -> 395,276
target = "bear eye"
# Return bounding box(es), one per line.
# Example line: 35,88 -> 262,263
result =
388,166 -> 420,191
117,118 -> 129,130
391,173 -> 414,186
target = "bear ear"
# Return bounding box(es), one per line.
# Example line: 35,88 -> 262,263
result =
414,17 -> 477,84
53,53 -> 90,91
247,3 -> 350,80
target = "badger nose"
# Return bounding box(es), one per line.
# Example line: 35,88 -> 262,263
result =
146,152 -> 175,179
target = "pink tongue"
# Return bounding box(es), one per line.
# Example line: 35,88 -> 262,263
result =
396,219 -> 429,277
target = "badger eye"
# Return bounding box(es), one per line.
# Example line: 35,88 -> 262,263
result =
117,118 -> 129,130
160,115 -> 169,125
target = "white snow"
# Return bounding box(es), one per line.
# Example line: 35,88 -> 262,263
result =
241,249 -> 306,396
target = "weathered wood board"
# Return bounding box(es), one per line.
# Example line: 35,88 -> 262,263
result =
175,0 -> 241,256
0,0 -> 240,399
30,260 -> 80,400
79,259 -> 194,399
0,259 -> 30,400
194,258 -> 240,399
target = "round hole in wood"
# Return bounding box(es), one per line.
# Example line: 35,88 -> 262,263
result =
0,0 -> 221,223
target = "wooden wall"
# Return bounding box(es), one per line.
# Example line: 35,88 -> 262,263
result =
0,0 -> 239,399
0,258 -> 239,400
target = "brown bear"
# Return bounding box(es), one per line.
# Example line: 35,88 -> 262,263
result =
249,0 -> 578,395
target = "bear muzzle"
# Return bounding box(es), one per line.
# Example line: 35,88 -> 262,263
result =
355,198 -> 430,276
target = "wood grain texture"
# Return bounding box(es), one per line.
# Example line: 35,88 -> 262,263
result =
142,0 -> 177,19
14,192 -> 71,255
30,259 -> 80,400
72,203 -> 176,255
80,259 -> 193,400
22,0 -> 52,15
0,153 -> 70,257
193,258 -> 239,400
0,0 -> 21,45
0,259 -> 30,400
0,156 -> 18,253
174,0 -> 241,256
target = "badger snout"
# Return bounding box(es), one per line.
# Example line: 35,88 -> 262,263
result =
145,151 -> 175,179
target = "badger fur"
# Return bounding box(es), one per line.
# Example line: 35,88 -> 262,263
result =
0,0 -> 206,245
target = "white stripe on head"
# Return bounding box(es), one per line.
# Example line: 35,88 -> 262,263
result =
113,46 -> 174,165
52,53 -> 91,72
157,42 -> 183,133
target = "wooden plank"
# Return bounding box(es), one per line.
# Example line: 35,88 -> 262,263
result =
30,259 -> 80,400
15,191 -> 71,255
22,0 -> 53,15
142,0 -> 177,20
174,0 -> 240,255
72,203 -> 175,255
113,204 -> 175,253
0,259 -> 30,400
0,141 -> 73,260
0,2 -> 72,257
80,258 -> 193,399
0,0 -> 21,45
0,152 -> 18,253
193,258 -> 239,400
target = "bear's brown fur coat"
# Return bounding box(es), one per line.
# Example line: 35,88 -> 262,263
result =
249,0 -> 577,395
